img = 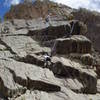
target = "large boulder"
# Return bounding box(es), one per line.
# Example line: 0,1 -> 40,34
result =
0,21 -> 15,35
69,20 -> 87,35
0,66 -> 26,98
12,19 -> 27,30
0,42 -> 13,58
1,35 -> 50,57
63,78 -> 84,93
81,54 -> 94,65
18,53 -> 97,94
28,20 -> 71,41
14,88 -> 100,100
96,64 -> 100,78
0,58 -> 61,97
12,29 -> 29,35
97,80 -> 100,93
0,18 -> 99,99
26,18 -> 48,30
55,35 -> 92,54
18,54 -> 44,67
69,53 -> 94,66
51,56 -> 97,94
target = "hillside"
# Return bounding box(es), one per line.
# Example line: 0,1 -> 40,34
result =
0,17 -> 100,100
4,1 -> 100,54
4,0 -> 73,20
72,8 -> 100,53
0,0 -> 100,100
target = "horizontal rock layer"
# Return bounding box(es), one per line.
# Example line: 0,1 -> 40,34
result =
55,35 -> 92,54
0,19 -> 99,100
0,59 -> 61,97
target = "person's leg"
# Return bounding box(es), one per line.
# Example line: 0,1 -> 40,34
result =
44,58 -> 48,68
44,62 -> 47,67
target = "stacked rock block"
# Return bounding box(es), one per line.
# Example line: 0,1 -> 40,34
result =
56,35 -> 92,54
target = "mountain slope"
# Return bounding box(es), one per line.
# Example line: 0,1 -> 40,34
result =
0,18 -> 100,100
72,8 -> 100,53
0,1 -> 100,99
4,0 -> 73,20
4,1 -> 100,53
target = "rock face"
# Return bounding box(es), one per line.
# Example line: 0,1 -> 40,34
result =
28,20 -> 71,42
4,0 -> 73,20
72,8 -> 100,53
55,35 -> 92,54
0,59 -> 61,97
0,19 -> 100,100
51,57 -> 97,94
81,54 -> 93,65
69,20 -> 87,35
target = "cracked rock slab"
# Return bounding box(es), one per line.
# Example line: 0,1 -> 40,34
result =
0,58 -> 61,98
0,67 -> 26,98
1,35 -> 50,57
55,35 -> 92,54
52,56 -> 97,94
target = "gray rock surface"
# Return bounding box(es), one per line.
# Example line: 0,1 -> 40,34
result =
81,54 -> 94,65
14,89 -> 100,100
52,56 -> 97,94
69,53 -> 94,66
0,58 -> 61,97
28,20 -> 71,42
0,66 -> 25,97
1,35 -> 50,57
0,19 -> 100,100
69,20 -> 87,35
97,79 -> 100,93
12,19 -> 27,29
16,53 -> 97,94
55,35 -> 92,54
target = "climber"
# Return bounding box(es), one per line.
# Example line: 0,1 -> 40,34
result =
43,52 -> 52,67
2,25 -> 9,34
45,14 -> 50,23
45,11 -> 52,25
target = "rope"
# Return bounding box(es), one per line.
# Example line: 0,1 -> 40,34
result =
38,22 -> 75,56
70,21 -> 76,35
51,40 -> 58,56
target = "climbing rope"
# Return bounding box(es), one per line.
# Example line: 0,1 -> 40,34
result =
70,21 -> 76,35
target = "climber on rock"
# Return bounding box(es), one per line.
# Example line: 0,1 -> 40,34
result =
45,11 -> 52,25
45,14 -> 50,23
43,52 -> 52,67
2,25 -> 9,34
